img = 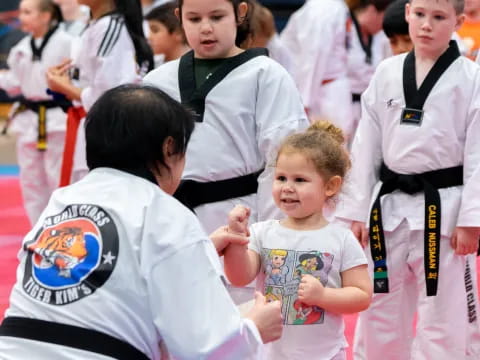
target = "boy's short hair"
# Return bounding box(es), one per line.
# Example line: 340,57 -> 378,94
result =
383,0 -> 409,37
408,0 -> 464,14
145,1 -> 180,34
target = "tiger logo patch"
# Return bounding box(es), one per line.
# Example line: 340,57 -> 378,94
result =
23,204 -> 119,305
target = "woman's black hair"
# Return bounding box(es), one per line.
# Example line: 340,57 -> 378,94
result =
383,0 -> 409,37
114,0 -> 154,73
177,0 -> 253,47
86,84 -> 195,183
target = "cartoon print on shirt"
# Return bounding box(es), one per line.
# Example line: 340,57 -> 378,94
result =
265,249 -> 289,285
261,248 -> 334,325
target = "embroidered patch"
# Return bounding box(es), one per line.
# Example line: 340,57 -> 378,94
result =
22,204 -> 119,305
400,107 -> 423,126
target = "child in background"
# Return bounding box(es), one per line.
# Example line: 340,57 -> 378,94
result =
224,121 -> 372,360
382,0 -> 412,55
47,0 -> 153,186
280,0 -> 353,138
53,0 -> 89,36
0,0 -> 72,224
145,1 -> 189,67
457,0 -> 480,59
241,0 -> 294,74
335,0 -> 480,357
346,0 -> 391,138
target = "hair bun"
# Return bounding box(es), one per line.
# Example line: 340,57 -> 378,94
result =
308,120 -> 345,145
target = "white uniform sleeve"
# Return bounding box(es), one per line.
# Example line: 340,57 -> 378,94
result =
142,201 -> 263,359
80,24 -> 138,110
0,43 -> 23,96
335,66 -> 384,223
457,71 -> 480,227
255,63 -> 309,221
280,5 -> 344,113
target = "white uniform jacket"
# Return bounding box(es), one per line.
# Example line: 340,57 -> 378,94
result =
280,0 -> 353,136
336,53 -> 480,236
0,168 -> 263,359
0,28 -> 72,141
70,13 -> 141,173
144,54 -> 309,234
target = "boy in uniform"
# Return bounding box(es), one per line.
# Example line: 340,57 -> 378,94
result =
336,0 -> 480,358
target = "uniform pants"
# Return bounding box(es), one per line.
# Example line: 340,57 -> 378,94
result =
354,221 -> 468,360
17,132 -> 65,225
465,254 -> 480,359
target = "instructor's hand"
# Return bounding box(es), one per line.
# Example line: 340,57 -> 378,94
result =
245,291 -> 283,344
209,226 -> 249,256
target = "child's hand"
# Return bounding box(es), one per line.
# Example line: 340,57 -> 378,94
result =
228,205 -> 250,236
450,226 -> 480,255
351,221 -> 368,248
297,274 -> 325,306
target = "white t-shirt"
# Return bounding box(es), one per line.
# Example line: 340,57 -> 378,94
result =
249,220 -> 367,360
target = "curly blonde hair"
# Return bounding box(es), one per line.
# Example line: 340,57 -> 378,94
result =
277,120 -> 351,181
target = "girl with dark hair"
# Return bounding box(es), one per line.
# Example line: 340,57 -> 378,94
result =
0,0 -> 72,225
47,0 -> 154,187
144,0 -> 309,305
0,84 -> 284,359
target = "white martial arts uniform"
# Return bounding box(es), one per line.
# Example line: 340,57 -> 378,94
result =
0,27 -> 72,225
265,34 -> 294,75
70,13 -> 141,182
143,53 -> 309,235
346,16 -> 388,136
248,220 -> 367,360
144,51 -> 308,304
335,50 -> 480,360
0,168 -> 264,360
280,0 -> 353,138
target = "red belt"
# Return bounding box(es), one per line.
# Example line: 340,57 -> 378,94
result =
59,106 -> 86,187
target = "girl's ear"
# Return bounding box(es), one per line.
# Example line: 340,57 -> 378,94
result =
325,175 -> 342,197
237,2 -> 249,24
174,7 -> 181,20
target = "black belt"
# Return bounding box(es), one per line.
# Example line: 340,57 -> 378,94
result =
0,316 -> 150,360
20,99 -> 72,151
352,93 -> 361,102
369,163 -> 463,296
174,169 -> 263,210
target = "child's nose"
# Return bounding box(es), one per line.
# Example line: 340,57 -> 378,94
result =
200,20 -> 213,33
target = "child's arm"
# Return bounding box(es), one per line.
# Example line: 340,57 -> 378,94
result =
297,264 -> 372,314
223,205 -> 261,286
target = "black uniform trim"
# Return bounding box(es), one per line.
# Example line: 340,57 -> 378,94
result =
178,48 -> 269,122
